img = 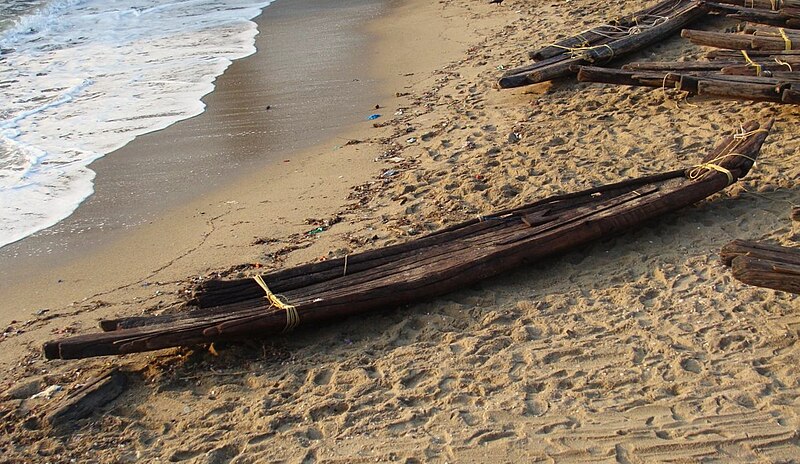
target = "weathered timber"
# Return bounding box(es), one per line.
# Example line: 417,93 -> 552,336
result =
710,3 -> 800,27
722,240 -> 800,294
720,63 -> 800,75
711,0 -> 800,8
499,56 -> 584,87
682,29 -> 758,49
708,49 -> 800,58
43,121 -> 773,359
784,86 -> 800,101
576,66 -> 682,88
698,78 -> 784,100
530,0 -> 690,60
721,239 -> 800,266
44,369 -> 127,432
499,0 -> 706,88
580,2 -> 708,63
623,60 -> 743,71
678,72 -> 786,91
730,255 -> 800,294
792,206 -> 800,221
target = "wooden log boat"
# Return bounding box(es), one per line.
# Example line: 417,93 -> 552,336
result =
43,120 -> 773,360
498,0 -> 707,88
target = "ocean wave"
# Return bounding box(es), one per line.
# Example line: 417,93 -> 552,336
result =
0,0 -> 273,248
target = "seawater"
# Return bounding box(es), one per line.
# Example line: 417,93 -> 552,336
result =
0,0 -> 273,249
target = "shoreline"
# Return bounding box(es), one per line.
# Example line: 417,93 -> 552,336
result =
0,0 -> 389,326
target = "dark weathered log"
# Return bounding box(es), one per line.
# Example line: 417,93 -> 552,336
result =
782,85 -> 800,100
721,239 -> 800,266
698,77 -> 784,100
44,369 -> 127,432
499,1 -> 707,88
193,172 -> 693,309
682,29 -> 757,49
530,0 -> 691,60
623,60 -> 741,71
731,255 -> 800,294
499,57 -> 584,87
577,66 -> 681,88
747,24 -> 800,38
712,0 -> 800,9
717,4 -> 800,27
720,63 -> 800,74
708,49 -> 800,58
678,72 -> 786,90
751,34 -> 799,49
43,121 -> 773,359
580,3 -> 708,64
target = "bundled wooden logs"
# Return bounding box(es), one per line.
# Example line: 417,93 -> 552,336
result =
576,25 -> 800,104
682,27 -> 800,50
42,121 -> 773,360
498,0 -> 707,88
703,1 -> 800,27
721,239 -> 800,294
577,65 -> 800,103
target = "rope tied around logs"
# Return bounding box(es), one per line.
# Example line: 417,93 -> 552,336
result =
546,15 -> 669,59
778,28 -> 793,51
733,127 -> 770,140
775,57 -> 793,71
689,153 -> 754,185
687,126 -> 766,185
253,275 -> 300,332
741,50 -> 762,76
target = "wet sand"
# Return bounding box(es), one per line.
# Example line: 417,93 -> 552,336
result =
0,0 -> 385,320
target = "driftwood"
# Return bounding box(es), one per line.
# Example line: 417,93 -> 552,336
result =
44,369 -> 127,432
41,121 -> 773,360
498,0 -> 707,88
722,239 -> 800,294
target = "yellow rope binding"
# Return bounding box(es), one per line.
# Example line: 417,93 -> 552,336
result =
253,275 -> 300,332
778,28 -> 793,51
688,153 -> 757,186
741,50 -> 762,76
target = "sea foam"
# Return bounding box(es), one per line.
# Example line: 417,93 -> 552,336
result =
0,0 -> 273,249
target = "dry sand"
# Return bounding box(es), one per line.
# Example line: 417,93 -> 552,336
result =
1,0 -> 800,462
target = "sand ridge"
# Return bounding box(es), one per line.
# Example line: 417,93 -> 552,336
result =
1,0 -> 799,462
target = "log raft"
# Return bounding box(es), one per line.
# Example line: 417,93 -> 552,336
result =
498,0 -> 708,88
42,121 -> 773,360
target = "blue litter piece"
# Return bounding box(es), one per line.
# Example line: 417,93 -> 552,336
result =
367,114 -> 381,120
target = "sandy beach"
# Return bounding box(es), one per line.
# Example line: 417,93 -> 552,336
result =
2,0 -> 800,462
